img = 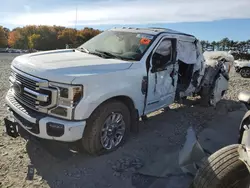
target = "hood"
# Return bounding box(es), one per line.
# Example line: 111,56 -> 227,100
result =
234,60 -> 250,67
12,49 -> 133,84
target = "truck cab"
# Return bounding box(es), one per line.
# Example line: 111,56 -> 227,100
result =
4,27 -> 230,155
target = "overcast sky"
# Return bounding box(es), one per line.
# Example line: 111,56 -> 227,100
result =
1,0 -> 250,41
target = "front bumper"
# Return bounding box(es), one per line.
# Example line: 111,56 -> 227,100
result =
234,66 -> 241,72
5,91 -> 86,142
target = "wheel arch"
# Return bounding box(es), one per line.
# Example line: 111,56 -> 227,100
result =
89,95 -> 139,133
100,95 -> 136,113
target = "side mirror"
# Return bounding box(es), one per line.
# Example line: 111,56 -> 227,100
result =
152,52 -> 161,60
151,52 -> 162,67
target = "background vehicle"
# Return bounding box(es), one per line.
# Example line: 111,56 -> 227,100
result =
192,91 -> 250,188
234,60 -> 250,78
4,27 -> 232,155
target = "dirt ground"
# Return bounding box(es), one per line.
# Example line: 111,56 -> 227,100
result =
0,53 -> 249,188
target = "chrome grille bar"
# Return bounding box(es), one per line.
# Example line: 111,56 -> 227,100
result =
24,87 -> 48,102
9,66 -> 56,111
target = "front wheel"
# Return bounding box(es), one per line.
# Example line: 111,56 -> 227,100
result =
82,100 -> 131,155
192,144 -> 250,188
240,67 -> 250,78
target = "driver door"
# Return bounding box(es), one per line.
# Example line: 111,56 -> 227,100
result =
145,37 -> 178,114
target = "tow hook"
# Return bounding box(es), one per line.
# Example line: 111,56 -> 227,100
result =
4,117 -> 19,138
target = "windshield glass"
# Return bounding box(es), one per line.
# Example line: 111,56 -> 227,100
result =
78,30 -> 155,61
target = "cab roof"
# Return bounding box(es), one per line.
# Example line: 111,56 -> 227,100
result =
109,27 -> 195,38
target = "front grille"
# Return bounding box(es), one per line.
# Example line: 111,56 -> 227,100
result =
7,91 -> 46,119
9,67 -> 55,111
12,71 -> 38,90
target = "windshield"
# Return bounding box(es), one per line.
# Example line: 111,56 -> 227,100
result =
78,30 -> 155,61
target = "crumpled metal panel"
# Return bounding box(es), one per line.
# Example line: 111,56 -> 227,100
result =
210,75 -> 228,106
155,70 -> 175,98
199,60 -> 230,106
177,40 -> 205,97
179,127 -> 206,175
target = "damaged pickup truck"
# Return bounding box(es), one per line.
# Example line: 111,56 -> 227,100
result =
4,27 -> 232,155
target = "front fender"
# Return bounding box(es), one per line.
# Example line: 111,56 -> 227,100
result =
72,72 -> 145,120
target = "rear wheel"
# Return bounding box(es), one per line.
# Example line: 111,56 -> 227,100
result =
82,100 -> 131,155
192,144 -> 250,188
240,68 -> 250,78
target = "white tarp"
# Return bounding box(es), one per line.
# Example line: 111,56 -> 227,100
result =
203,51 -> 234,63
204,51 -> 234,73
177,40 -> 197,64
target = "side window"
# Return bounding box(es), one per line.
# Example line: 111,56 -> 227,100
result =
152,39 -> 174,72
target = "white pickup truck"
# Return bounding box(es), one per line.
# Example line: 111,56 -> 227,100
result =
234,60 -> 250,78
4,27 -> 232,155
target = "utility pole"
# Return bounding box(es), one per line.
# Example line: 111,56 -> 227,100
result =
75,6 -> 78,29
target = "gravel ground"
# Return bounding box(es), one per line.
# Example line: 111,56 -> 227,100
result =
0,53 -> 249,188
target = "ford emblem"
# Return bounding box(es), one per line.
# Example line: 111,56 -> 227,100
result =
13,81 -> 22,94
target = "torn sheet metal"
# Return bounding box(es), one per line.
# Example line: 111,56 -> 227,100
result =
176,40 -> 205,97
210,74 -> 228,106
193,41 -> 206,88
199,55 -> 231,106
152,64 -> 178,105
177,40 -> 197,64
179,127 -> 206,176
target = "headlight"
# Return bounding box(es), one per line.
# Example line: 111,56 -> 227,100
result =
48,82 -> 83,119
49,82 -> 83,104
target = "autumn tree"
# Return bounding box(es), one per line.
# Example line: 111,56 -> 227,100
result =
8,30 -> 22,48
28,34 -> 41,49
3,27 -> 10,40
4,25 -> 100,50
58,28 -> 77,47
0,26 -> 8,47
35,26 -> 58,50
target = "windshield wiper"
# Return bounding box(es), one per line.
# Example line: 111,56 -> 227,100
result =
78,48 -> 136,60
77,47 -> 89,53
95,50 -> 136,60
77,48 -> 105,58
95,50 -> 119,58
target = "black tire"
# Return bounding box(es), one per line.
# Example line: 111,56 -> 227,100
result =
200,87 -> 212,106
82,100 -> 131,155
192,144 -> 250,188
240,67 -> 250,78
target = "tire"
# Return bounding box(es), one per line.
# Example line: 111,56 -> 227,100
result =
192,144 -> 250,188
82,100 -> 131,155
240,68 -> 250,78
200,87 -> 212,106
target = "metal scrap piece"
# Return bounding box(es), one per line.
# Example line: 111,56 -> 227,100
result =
179,127 -> 207,176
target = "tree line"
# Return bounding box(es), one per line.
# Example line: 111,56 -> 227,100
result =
0,25 -> 101,50
1,25 -> 250,53
200,38 -> 250,53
